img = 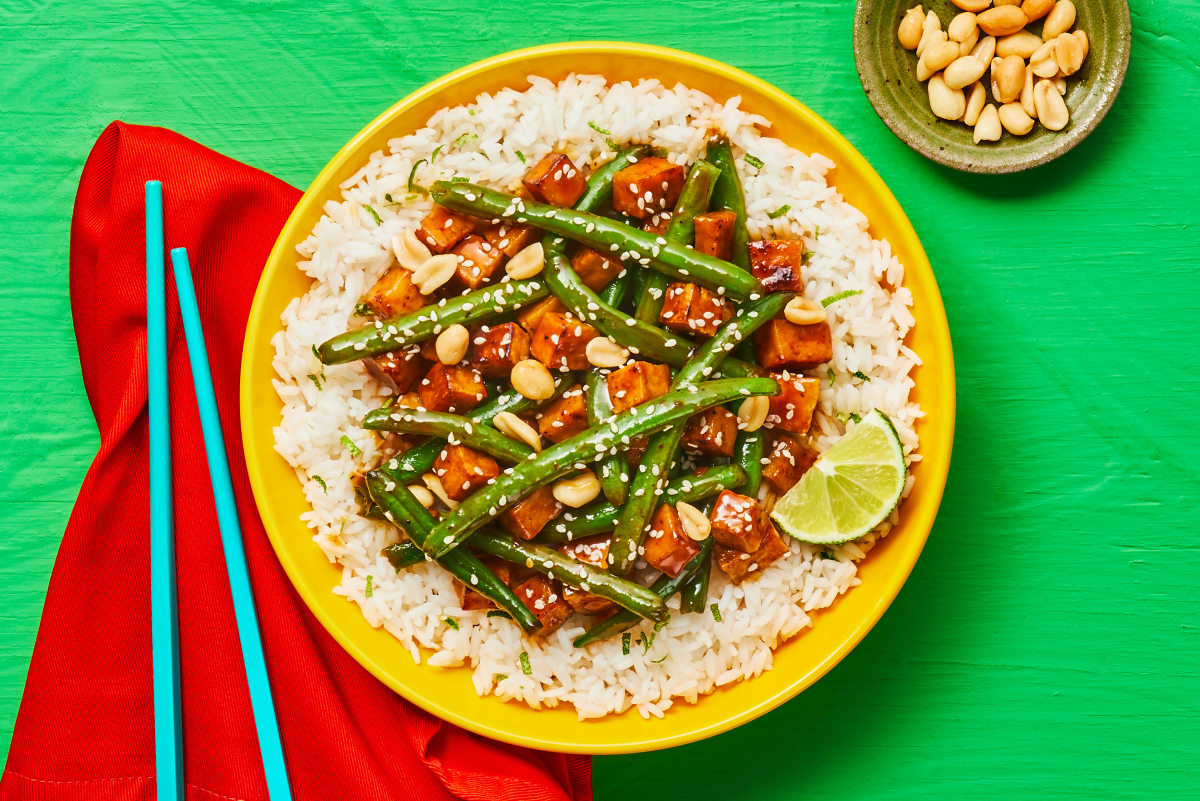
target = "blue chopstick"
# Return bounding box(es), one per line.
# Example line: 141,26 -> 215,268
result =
146,181 -> 183,801
168,246 -> 293,801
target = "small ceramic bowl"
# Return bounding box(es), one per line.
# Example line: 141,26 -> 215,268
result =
854,0 -> 1131,173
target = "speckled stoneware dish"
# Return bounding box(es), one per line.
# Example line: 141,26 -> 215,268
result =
854,0 -> 1130,173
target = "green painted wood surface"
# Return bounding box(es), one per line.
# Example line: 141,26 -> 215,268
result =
1,1 -> 1196,797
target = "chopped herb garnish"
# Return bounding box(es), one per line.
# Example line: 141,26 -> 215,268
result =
384,193 -> 394,203
493,673 -> 508,682
430,144 -> 444,161
621,632 -> 631,654
453,132 -> 478,147
710,603 -> 722,622
642,631 -> 656,653
353,302 -> 375,317
444,617 -> 459,630
362,204 -> 382,225
588,121 -> 612,135
744,153 -> 764,169
515,150 -> 526,163
852,370 -> 871,382
307,373 -> 323,390
468,108 -> 476,116
364,575 -> 373,597
820,550 -> 835,560
653,616 -> 670,631
848,412 -> 863,424
828,368 -> 836,387
340,434 -> 362,458
311,344 -> 320,359
650,654 -> 668,663
487,610 -> 510,619
519,651 -> 532,675
606,137 -> 618,150
407,159 -> 428,193
822,289 -> 862,308
813,225 -> 822,236
450,176 -> 469,182
312,475 -> 328,494
767,204 -> 791,219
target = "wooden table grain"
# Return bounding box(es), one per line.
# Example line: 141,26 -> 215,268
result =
1,1 -> 1196,798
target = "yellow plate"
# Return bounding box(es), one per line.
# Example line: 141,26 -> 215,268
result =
240,42 -> 956,754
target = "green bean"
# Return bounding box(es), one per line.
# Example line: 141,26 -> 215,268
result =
704,138 -> 750,270
367,474 -> 541,632
536,463 -> 746,543
470,530 -> 666,621
598,269 -> 631,308
572,537 -> 713,648
585,370 -> 628,506
425,377 -> 779,558
380,378 -> 570,482
382,540 -> 428,571
364,408 -> 532,464
607,292 -> 793,574
680,551 -> 712,614
430,182 -> 763,301
576,145 -> 653,210
734,429 -> 766,499
318,278 -> 548,365
634,160 -> 720,322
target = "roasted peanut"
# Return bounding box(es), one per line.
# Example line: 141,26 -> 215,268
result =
977,5 -> 1027,36
971,34 -> 997,64
964,81 -> 987,125
510,359 -> 555,400
1053,76 -> 1068,94
996,30 -> 1042,58
1034,79 -> 1070,130
945,55 -> 988,89
421,473 -> 459,508
412,254 -> 457,294
973,103 -> 1002,143
552,471 -> 601,508
1073,29 -> 1089,61
435,324 -> 469,365
950,0 -> 991,11
928,74 -> 967,120
921,39 -> 961,74
958,27 -> 980,56
917,27 -> 948,59
585,336 -> 630,369
1030,40 -> 1059,77
990,54 -> 1024,103
1020,64 -> 1036,117
736,396 -> 770,433
505,242 -> 544,279
998,102 -> 1035,135
1042,0 -> 1076,40
783,296 -> 827,325
993,0 -> 1021,5
393,229 -> 433,271
676,502 -> 712,542
493,411 -> 543,451
407,484 -> 435,508
1053,32 -> 1085,76
948,11 -> 978,42
1021,0 -> 1054,21
898,5 -> 926,50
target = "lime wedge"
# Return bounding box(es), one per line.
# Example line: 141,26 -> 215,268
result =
770,410 -> 906,545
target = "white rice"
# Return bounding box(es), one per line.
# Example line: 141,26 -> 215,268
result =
271,74 -> 922,719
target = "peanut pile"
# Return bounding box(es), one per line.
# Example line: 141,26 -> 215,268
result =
897,0 -> 1089,143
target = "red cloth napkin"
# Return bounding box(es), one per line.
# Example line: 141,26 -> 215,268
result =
0,122 -> 591,801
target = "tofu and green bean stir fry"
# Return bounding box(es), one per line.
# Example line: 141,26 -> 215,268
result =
316,141 -> 839,642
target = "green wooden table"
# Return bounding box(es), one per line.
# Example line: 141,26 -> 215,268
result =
2,2 -> 1196,797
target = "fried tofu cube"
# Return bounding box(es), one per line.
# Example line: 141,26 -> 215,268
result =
362,267 -> 426,319
456,557 -> 512,611
559,535 -> 615,614
658,282 -> 731,337
529,312 -> 598,371
513,575 -> 574,633
571,248 -> 624,291
754,318 -> 833,370
515,295 -> 565,334
434,444 -> 500,501
767,374 -> 821,434
612,157 -> 685,219
369,348 -> 428,393
762,433 -> 820,493
708,489 -> 766,553
537,385 -> 588,443
452,235 -> 506,289
715,522 -> 789,584
522,152 -> 587,207
500,485 -> 563,540
694,210 -> 737,261
748,239 -> 805,292
642,212 -> 672,235
468,322 -> 530,378
644,504 -> 701,578
681,407 -> 738,458
606,361 -> 671,414
482,222 -> 539,258
417,363 -> 487,413
415,204 -> 476,253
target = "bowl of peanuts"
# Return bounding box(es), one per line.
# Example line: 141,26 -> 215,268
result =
853,0 -> 1130,172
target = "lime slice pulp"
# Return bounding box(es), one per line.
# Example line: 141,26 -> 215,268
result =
769,409 -> 906,545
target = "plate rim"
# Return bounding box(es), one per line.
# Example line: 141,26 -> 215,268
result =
240,40 -> 957,754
